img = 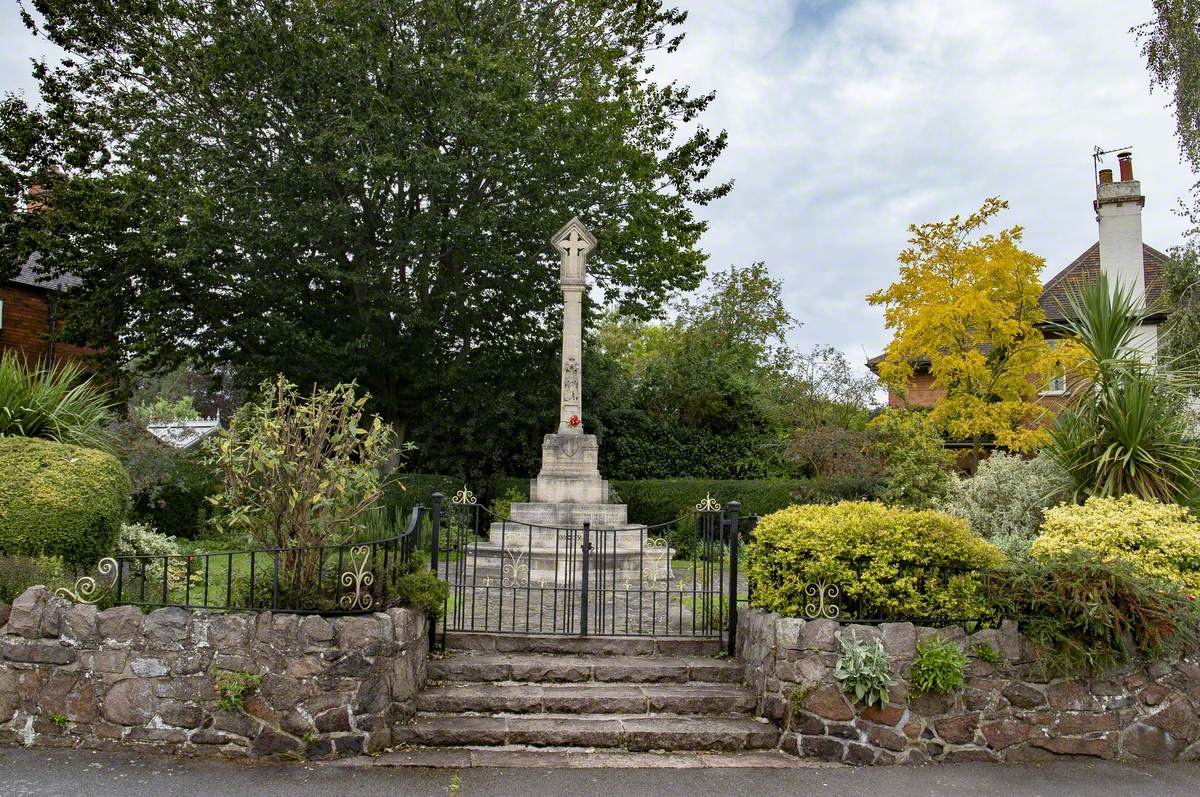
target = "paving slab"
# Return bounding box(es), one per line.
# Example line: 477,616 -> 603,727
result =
7,747 -> 1200,797
375,747 -> 820,768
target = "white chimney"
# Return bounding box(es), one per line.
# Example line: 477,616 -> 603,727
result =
1094,151 -> 1156,357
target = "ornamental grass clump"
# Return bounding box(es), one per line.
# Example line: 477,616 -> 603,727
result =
0,350 -> 116,450
910,637 -> 969,694
746,502 -> 1003,622
1032,495 -> 1200,593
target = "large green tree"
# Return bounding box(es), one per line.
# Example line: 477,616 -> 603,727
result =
1138,1 -> 1200,173
1,0 -> 729,477
1137,4 -> 1200,373
586,263 -> 807,479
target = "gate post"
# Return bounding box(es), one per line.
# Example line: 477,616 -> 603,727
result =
429,492 -> 444,649
727,501 -> 740,657
580,522 -> 592,636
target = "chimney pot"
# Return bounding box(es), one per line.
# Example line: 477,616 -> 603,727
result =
1099,168 -> 1113,184
1118,151 -> 1133,181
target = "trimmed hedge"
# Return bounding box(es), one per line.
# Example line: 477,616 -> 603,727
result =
383,474 -> 879,527
612,477 -> 880,527
0,436 -> 131,570
746,502 -> 1004,623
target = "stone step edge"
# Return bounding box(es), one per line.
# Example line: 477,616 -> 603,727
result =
412,711 -> 771,721
423,680 -> 748,688
443,631 -> 723,656
369,746 -> 828,769
393,714 -> 780,751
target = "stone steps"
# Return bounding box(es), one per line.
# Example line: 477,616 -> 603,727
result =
392,713 -> 780,751
428,652 -> 743,684
403,633 -> 774,757
418,682 -> 756,715
444,631 -> 722,656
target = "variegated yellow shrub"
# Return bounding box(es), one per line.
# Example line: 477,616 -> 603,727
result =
746,501 -> 1004,622
1032,496 -> 1200,592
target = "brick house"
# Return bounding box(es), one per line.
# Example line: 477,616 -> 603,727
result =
869,151 -> 1171,414
0,253 -> 92,367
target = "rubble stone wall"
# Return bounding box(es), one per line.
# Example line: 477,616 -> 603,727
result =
0,587 -> 427,759
737,606 -> 1200,764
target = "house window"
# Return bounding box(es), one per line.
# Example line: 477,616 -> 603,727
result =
1041,370 -> 1067,396
1040,339 -> 1067,396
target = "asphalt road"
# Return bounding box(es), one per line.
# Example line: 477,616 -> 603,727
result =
3,748 -> 1199,797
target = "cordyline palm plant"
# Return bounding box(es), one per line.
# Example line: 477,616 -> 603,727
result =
0,351 -> 115,450
1047,275 -> 1200,506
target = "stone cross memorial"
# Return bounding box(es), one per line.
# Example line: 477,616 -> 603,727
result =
480,217 -> 664,583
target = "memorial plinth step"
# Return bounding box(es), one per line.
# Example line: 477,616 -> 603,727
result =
468,540 -> 675,582
505,502 -> 630,528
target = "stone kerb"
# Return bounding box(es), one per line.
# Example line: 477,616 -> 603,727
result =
737,606 -> 1200,765
0,586 -> 427,759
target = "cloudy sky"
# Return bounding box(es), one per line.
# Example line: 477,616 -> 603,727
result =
1,1 -> 1193,369
655,0 -> 1194,365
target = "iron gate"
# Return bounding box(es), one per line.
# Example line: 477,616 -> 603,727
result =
429,491 -> 745,651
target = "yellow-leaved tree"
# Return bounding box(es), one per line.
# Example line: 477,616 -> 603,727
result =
868,198 -> 1074,465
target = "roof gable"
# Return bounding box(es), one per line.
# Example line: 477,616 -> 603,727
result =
1039,242 -> 1169,323
8,253 -> 82,292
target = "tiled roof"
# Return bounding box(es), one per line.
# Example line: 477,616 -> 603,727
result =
8,252 -> 82,292
1039,242 -> 1169,323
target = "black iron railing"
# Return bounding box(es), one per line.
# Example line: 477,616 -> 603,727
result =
427,491 -> 747,651
68,507 -> 428,615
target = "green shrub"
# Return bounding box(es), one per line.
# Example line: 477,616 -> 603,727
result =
0,437 -> 130,570
866,410 -> 955,509
1032,495 -> 1200,593
834,633 -> 892,708
490,486 -> 527,519
746,502 -> 1003,622
115,522 -> 182,558
208,376 -> 399,552
992,553 -> 1200,675
1047,274 -> 1200,506
910,637 -> 969,694
213,670 -> 262,713
790,427 -> 883,480
394,569 -> 450,619
0,554 -> 64,603
971,641 -> 1002,664
115,421 -> 220,539
944,452 -> 1070,556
